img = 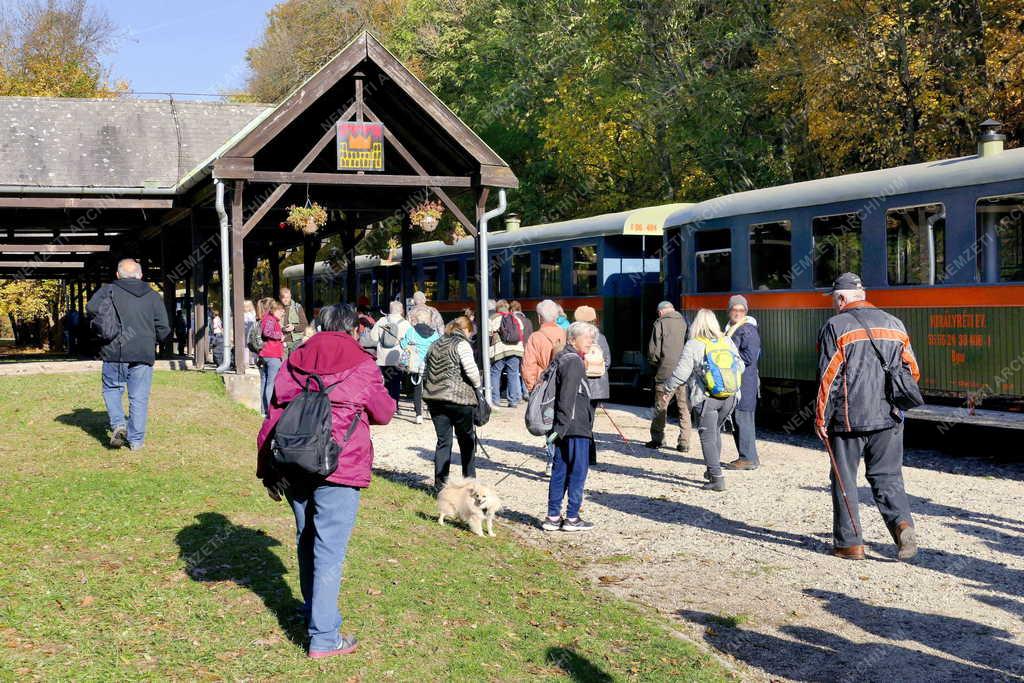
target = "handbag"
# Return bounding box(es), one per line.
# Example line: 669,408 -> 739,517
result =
847,309 -> 924,412
473,386 -> 491,427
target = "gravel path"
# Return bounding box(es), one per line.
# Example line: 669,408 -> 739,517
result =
372,400 -> 1024,682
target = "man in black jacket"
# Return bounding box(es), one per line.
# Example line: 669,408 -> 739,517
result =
647,301 -> 691,452
816,273 -> 920,562
87,259 -> 171,450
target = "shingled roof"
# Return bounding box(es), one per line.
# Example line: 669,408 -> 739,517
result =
0,97 -> 272,193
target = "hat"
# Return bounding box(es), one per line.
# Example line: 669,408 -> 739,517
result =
830,272 -> 864,293
573,305 -> 597,322
727,294 -> 748,311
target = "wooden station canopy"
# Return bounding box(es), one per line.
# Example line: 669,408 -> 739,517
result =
0,31 -> 517,371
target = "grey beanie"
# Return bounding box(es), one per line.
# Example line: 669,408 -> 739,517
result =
728,294 -> 749,311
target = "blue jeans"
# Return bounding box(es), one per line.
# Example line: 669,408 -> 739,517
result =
101,361 -> 154,447
260,357 -> 282,416
287,483 -> 361,652
490,356 -> 522,406
547,436 -> 591,519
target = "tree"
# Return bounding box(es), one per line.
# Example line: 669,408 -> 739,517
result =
0,279 -> 62,348
0,0 -> 123,97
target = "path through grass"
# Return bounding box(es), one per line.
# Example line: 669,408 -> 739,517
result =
0,371 -> 729,681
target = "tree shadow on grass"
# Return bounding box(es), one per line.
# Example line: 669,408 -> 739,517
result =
545,647 -> 613,682
175,512 -> 305,648
55,407 -> 111,447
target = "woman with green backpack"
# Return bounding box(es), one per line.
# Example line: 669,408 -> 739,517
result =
662,308 -> 745,491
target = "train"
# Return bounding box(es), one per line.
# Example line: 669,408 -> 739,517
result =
285,130 -> 1024,428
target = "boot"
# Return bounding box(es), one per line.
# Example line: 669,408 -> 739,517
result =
702,475 -> 725,491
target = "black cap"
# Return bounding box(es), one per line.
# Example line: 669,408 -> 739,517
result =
830,272 -> 864,293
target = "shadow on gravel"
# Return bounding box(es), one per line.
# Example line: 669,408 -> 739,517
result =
805,589 -> 1024,678
55,407 -> 111,447
678,609 -> 1003,682
586,490 -> 828,553
175,512 -> 305,648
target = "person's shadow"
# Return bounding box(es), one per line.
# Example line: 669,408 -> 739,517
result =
55,407 -> 111,447
175,512 -> 305,647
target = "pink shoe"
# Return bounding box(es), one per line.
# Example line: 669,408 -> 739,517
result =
308,635 -> 358,659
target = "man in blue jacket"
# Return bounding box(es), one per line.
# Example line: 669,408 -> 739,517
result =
724,295 -> 761,470
87,258 -> 171,451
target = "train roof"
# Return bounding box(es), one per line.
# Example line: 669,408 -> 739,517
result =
395,203 -> 689,260
665,146 -> 1024,227
282,254 -> 381,279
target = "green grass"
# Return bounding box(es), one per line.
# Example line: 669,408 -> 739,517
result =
0,372 -> 730,681
705,614 -> 751,629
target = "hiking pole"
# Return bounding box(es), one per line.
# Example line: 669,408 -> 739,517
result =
600,404 -> 630,445
822,435 -> 861,538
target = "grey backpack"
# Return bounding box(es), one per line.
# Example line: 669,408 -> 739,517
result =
525,361 -> 560,436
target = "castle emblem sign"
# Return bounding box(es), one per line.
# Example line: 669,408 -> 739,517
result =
337,122 -> 385,171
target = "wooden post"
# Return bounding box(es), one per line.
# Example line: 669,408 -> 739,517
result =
231,181 -> 247,375
400,220 -> 413,311
269,247 -> 281,295
160,232 -> 175,358
303,234 -> 317,319
343,227 -> 357,303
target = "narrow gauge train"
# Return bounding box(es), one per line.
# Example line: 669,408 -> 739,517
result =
283,205 -> 687,394
663,123 -> 1024,428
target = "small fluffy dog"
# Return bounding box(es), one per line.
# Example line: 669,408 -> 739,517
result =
437,479 -> 503,537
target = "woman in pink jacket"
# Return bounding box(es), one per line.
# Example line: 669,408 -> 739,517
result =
256,303 -> 396,659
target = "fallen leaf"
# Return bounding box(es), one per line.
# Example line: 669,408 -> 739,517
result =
79,596 -> 95,607
367,587 -> 383,596
598,575 -> 624,584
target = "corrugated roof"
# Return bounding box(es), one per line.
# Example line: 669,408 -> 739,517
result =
666,146 -> 1024,227
0,96 -> 271,192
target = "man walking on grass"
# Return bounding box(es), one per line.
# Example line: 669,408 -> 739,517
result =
87,258 -> 170,451
816,273 -> 920,562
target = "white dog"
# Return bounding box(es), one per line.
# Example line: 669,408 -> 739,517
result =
437,479 -> 503,537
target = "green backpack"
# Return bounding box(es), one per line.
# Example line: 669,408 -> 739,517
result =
699,337 -> 743,398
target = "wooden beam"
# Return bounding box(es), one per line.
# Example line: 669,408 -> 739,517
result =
239,107 -> 353,237
0,260 -> 85,268
361,103 -> 476,236
479,164 -> 519,189
230,34 -> 368,158
211,157 -> 254,180
0,197 -> 173,209
250,172 -> 472,187
0,244 -> 110,253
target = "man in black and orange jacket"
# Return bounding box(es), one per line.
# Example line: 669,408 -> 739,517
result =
815,272 -> 921,562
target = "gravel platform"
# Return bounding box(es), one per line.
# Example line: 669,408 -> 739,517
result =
371,400 -> 1024,682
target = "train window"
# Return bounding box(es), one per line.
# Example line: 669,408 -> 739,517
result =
426,265 -> 439,300
694,229 -> 731,293
749,221 -> 792,290
812,213 -> 862,287
572,246 -> 598,295
976,196 -> 1024,282
445,261 -> 461,300
886,204 -> 945,285
466,259 -> 477,300
512,252 -> 531,298
540,248 -> 561,296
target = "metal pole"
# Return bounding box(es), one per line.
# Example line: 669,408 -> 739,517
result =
478,190 -> 507,405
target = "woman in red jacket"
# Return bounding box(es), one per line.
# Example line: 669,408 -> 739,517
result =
257,298 -> 285,417
256,303 -> 396,658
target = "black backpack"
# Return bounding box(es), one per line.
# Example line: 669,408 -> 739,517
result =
90,286 -> 121,342
497,312 -> 522,345
247,322 -> 265,353
271,372 -> 361,478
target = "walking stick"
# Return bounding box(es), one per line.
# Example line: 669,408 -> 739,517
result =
600,404 -> 630,445
822,435 -> 861,538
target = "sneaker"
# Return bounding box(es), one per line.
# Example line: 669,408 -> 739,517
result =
415,414 -> 423,424
675,443 -> 690,453
896,523 -> 918,562
129,443 -> 144,452
541,516 -> 562,532
109,426 -> 127,449
308,635 -> 358,659
723,458 -> 759,471
644,440 -> 663,449
561,517 -> 594,532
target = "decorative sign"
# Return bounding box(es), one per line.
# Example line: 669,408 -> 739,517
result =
337,122 -> 385,172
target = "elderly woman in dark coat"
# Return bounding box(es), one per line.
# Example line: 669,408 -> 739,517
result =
724,295 -> 761,470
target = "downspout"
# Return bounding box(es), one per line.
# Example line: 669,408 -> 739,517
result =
478,190 -> 507,406
214,179 -> 233,373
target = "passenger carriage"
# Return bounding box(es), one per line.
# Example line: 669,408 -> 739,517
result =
663,126 -> 1024,428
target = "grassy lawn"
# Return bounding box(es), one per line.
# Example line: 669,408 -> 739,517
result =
0,372 -> 729,681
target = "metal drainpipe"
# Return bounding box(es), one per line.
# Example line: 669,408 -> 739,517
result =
214,180 -> 233,373
478,190 -> 507,405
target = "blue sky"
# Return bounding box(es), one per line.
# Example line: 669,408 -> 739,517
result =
96,0 -> 281,99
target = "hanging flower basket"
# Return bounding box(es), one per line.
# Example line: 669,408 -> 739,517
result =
440,224 -> 469,246
286,203 -> 328,235
410,200 -> 444,232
